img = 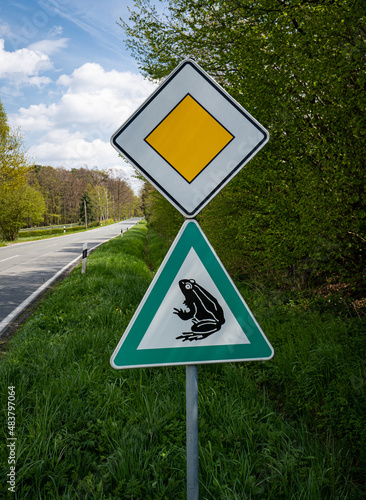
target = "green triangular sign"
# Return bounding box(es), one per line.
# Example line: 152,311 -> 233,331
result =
111,220 -> 273,369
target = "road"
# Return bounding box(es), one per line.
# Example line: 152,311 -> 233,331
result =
0,218 -> 141,334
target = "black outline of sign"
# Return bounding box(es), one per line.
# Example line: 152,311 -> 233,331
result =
144,93 -> 234,184
111,60 -> 268,217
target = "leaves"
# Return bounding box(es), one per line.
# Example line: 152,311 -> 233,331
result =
0,100 -> 30,191
123,0 -> 366,289
0,185 -> 46,240
0,99 -> 45,240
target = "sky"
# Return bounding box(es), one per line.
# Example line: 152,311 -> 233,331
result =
0,0 -> 162,193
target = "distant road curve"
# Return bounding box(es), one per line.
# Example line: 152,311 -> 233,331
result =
0,218 -> 141,336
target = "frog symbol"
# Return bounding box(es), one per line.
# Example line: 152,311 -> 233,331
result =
173,279 -> 225,341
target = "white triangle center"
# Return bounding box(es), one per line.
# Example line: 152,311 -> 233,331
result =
138,248 -> 250,350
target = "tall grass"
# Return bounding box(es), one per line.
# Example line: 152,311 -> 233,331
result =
0,222 -> 365,498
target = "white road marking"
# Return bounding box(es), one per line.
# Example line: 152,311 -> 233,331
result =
0,255 -> 19,263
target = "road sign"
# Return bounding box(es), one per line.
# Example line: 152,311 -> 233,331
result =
110,220 -> 273,369
111,59 -> 269,218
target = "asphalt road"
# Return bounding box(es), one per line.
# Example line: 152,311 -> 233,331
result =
0,218 -> 141,334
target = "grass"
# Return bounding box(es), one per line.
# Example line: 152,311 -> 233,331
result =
1,218 -> 124,245
0,222 -> 365,498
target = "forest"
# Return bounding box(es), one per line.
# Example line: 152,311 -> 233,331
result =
124,0 -> 365,298
0,98 -> 140,241
28,165 -> 139,227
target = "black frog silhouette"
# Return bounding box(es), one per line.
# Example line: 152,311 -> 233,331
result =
173,279 -> 225,341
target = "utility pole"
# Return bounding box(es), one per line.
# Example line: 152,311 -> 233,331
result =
84,198 -> 88,230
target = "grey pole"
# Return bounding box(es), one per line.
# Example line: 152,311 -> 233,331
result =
186,364 -> 199,500
84,198 -> 88,230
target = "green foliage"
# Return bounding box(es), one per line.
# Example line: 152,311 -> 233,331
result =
19,227 -> 65,238
0,225 -> 365,497
0,184 -> 46,241
78,191 -> 94,225
139,180 -> 183,249
147,189 -> 183,242
145,224 -> 171,271
241,282 -> 366,488
0,100 -> 42,241
17,220 -> 114,240
122,0 -> 366,291
88,184 -> 113,222
0,99 -> 30,191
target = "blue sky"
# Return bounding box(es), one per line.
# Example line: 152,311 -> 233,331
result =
0,0 -> 161,192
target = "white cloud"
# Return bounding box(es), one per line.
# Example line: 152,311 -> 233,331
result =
28,75 -> 52,88
0,38 -> 52,80
13,103 -> 53,130
0,36 -> 68,89
14,62 -> 156,133
10,62 -> 158,193
28,37 -> 68,55
28,128 -> 142,193
30,128 -> 110,163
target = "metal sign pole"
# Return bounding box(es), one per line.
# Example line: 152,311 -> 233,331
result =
186,364 -> 199,500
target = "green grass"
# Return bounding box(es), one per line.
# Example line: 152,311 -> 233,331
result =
0,223 -> 365,498
2,218 -> 123,244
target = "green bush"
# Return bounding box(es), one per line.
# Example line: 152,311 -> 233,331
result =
19,228 -> 65,238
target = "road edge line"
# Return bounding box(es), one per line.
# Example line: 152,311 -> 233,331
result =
0,232 -> 123,338
0,255 -> 81,338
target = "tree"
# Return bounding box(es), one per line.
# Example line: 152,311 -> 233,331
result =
0,99 -> 30,191
79,191 -> 94,227
106,170 -> 136,220
0,100 -> 46,240
29,166 -> 62,225
140,180 -> 183,239
121,0 -> 366,288
29,165 -> 139,226
89,185 -> 112,223
0,184 -> 46,240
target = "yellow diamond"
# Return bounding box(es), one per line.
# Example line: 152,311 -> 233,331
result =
145,94 -> 234,183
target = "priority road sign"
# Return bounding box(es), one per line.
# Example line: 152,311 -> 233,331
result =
111,59 -> 269,218
110,220 -> 274,369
